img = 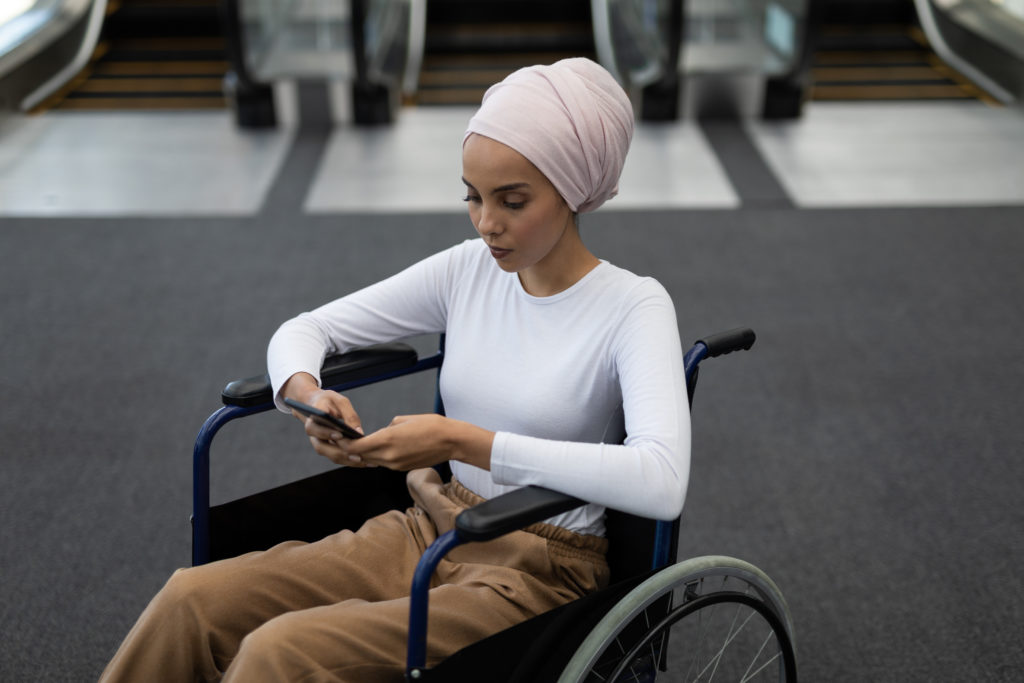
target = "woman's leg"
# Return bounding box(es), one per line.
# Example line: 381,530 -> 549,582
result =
220,472 -> 610,683
102,469 -> 609,682
99,509 -> 432,683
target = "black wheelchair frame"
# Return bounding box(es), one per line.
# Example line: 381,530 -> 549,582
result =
191,327 -> 798,682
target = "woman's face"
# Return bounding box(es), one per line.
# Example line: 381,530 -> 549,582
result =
461,133 -> 575,277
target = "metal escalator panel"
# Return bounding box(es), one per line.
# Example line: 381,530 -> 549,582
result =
240,0 -> 422,92
0,0 -> 108,112
681,0 -> 812,118
591,0 -> 666,90
241,0 -> 354,81
682,0 -> 810,78
365,0 -> 425,99
914,0 -> 1023,104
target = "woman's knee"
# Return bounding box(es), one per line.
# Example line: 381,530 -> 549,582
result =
158,566 -> 220,607
228,612 -> 323,681
228,606 -> 407,683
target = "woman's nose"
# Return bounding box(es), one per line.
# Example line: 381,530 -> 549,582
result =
477,204 -> 503,237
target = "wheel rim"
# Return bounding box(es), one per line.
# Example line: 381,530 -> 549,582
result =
572,563 -> 796,683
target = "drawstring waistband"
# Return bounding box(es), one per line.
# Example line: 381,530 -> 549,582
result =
443,478 -> 608,561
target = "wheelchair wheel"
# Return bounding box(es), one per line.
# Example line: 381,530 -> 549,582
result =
557,556 -> 797,683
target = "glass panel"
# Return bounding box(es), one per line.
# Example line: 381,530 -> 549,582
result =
682,0 -> 809,77
365,0 -> 411,90
239,0 -> 354,80
236,0 -> 420,91
0,0 -> 39,26
593,0 -> 668,88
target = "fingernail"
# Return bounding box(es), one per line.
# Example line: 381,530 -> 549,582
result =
331,432 -> 342,440
348,455 -> 362,463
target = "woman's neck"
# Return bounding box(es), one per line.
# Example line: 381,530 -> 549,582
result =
518,227 -> 600,297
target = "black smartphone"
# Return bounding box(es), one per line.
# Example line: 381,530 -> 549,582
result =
284,398 -> 363,439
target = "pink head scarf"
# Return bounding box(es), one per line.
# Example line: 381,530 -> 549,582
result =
463,57 -> 634,214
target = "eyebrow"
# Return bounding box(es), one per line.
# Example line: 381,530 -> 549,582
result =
461,177 -> 531,194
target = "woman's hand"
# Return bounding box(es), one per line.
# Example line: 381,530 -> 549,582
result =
281,372 -> 368,467
344,414 -> 495,472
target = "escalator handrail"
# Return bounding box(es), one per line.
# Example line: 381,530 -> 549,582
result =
221,0 -> 266,91
401,0 -> 425,97
763,0 -> 822,96
1,0 -> 89,78
18,0 -> 106,111
590,0 -> 665,88
913,0 -> 1014,104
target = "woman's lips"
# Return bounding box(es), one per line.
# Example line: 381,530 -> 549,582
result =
489,245 -> 513,259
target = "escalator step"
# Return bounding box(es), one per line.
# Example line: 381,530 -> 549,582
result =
811,25 -> 990,102
54,96 -> 226,110
413,51 -> 594,106
40,0 -> 228,112
426,21 -> 593,54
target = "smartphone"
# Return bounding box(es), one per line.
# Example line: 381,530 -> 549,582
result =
284,398 -> 363,439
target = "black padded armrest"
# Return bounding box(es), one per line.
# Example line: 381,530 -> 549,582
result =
455,486 -> 586,543
221,342 -> 419,407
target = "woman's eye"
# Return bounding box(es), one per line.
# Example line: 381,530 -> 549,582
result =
462,195 -> 481,204
504,200 -> 525,210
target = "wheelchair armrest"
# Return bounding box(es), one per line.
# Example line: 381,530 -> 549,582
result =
220,342 -> 420,407
455,486 -> 586,543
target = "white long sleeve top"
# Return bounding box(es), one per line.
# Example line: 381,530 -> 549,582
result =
267,238 -> 690,536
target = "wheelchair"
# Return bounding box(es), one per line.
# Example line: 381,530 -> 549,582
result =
191,327 -> 797,682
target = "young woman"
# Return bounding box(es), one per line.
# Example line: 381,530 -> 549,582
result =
101,57 -> 690,682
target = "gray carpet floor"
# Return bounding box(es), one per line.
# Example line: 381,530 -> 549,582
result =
1,128 -> 1023,681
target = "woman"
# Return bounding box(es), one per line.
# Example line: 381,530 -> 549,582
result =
101,57 -> 690,682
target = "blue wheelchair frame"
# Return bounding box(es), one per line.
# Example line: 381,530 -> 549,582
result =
191,328 -> 756,679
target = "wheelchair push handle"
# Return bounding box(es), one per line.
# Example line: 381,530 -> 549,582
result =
697,328 -> 756,358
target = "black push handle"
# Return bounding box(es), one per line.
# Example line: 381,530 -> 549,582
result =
697,328 -> 756,358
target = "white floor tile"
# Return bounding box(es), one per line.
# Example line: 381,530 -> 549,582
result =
748,101 -> 1024,207
616,122 -> 740,209
0,112 -> 292,216
305,107 -> 471,213
306,107 -> 739,213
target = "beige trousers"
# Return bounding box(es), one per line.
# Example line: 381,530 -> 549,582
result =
99,468 -> 609,682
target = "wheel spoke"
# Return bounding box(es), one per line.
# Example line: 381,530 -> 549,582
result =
707,602 -> 745,682
692,608 -> 758,681
684,598 -> 717,682
738,629 -> 775,682
740,643 -> 781,682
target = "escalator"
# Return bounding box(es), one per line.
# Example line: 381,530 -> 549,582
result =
45,0 -> 227,111
5,0 -> 1018,125
811,0 -> 998,103
0,0 -> 226,113
913,0 -> 1024,105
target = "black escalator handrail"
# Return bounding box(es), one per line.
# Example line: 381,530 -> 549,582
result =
350,0 -> 370,88
219,0 -> 261,92
762,0 -> 823,117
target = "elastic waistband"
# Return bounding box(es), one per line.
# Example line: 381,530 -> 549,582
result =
444,478 -> 608,561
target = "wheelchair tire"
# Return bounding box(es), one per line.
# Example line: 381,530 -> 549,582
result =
557,555 -> 797,683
